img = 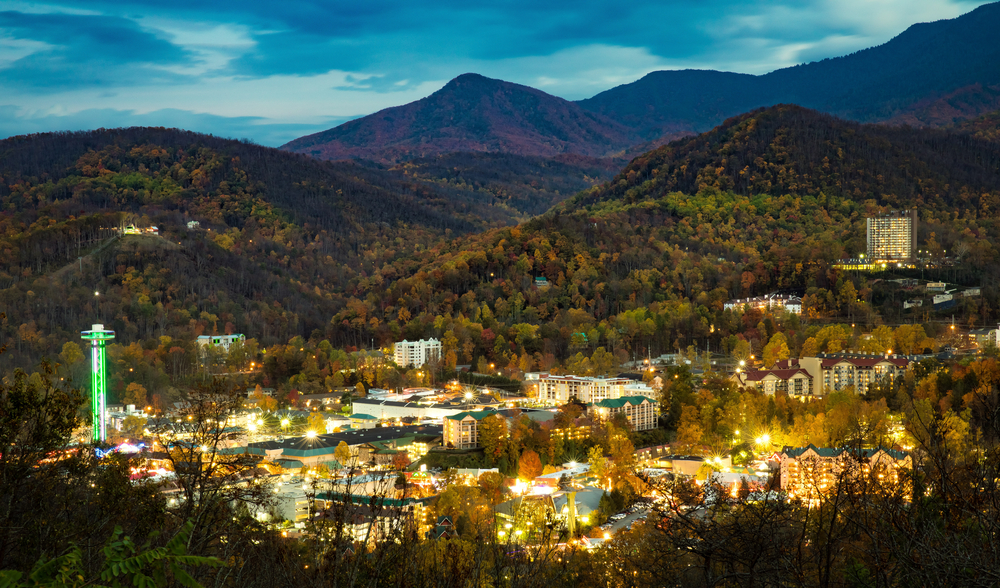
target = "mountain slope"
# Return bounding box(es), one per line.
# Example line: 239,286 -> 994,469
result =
282,73 -> 640,162
575,104 -> 1000,212
318,105 -> 1000,364
579,2 -> 1000,137
0,127 -> 555,370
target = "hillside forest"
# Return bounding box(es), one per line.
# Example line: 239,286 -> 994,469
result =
0,106 -> 998,411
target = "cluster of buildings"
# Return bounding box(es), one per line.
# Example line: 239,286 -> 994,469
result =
724,294 -> 803,315
442,395 -> 659,451
734,354 -> 910,397
779,444 -> 912,500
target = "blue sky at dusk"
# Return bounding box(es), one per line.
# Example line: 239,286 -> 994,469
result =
0,0 -> 991,146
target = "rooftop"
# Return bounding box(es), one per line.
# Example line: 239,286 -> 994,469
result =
592,396 -> 658,408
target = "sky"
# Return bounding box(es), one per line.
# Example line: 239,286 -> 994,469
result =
0,0 -> 993,146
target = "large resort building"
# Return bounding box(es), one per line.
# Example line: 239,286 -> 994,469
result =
589,396 -> 659,431
780,445 -> 912,500
393,339 -> 442,367
442,410 -> 497,450
529,374 -> 651,404
734,355 -> 910,397
867,210 -> 917,262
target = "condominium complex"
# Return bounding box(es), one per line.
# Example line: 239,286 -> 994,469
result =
734,354 -> 909,397
442,410 -> 497,449
590,396 -> 659,431
867,210 -> 917,261
393,339 -> 442,367
780,445 -> 911,499
531,374 -> 643,404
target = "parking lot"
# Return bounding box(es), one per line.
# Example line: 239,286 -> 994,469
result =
597,503 -> 651,535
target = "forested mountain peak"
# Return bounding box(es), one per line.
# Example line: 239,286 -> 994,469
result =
279,73 -> 641,162
319,105 -> 1000,383
571,104 -> 1000,212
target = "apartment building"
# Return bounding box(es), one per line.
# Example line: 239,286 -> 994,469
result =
737,355 -> 909,397
734,368 -> 813,396
533,374 -> 637,404
780,445 -> 912,500
442,410 -> 497,449
867,210 -> 917,261
589,396 -> 659,431
393,339 -> 442,367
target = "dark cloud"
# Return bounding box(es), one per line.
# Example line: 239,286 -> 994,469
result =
0,10 -> 193,87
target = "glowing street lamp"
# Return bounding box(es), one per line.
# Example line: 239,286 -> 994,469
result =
305,430 -> 318,439
81,323 -> 114,443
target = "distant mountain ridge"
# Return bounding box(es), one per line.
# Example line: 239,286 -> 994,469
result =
283,74 -> 642,162
582,1 -> 1000,138
284,2 -> 1000,163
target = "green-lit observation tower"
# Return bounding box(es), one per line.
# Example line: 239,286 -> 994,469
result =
81,323 -> 115,443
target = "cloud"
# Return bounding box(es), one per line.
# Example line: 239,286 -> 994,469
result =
0,10 -> 193,87
0,0 -> 993,144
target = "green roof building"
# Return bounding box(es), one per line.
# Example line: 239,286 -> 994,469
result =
589,396 -> 658,431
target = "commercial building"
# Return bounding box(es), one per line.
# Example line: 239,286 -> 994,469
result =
724,294 -> 803,314
734,368 -> 813,396
245,425 -> 442,469
442,410 -> 498,449
351,396 -> 502,421
735,355 -> 909,397
393,339 -> 442,367
867,210 -> 917,261
589,396 -> 659,431
780,445 -> 912,499
532,374 -> 641,404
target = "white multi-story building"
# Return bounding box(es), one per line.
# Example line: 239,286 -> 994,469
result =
533,374 -> 638,404
196,334 -> 245,355
867,210 -> 917,261
393,339 -> 442,367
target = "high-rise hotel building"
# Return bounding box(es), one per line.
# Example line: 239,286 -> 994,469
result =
867,210 -> 917,261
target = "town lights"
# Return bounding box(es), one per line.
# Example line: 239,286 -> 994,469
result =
756,433 -> 771,447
